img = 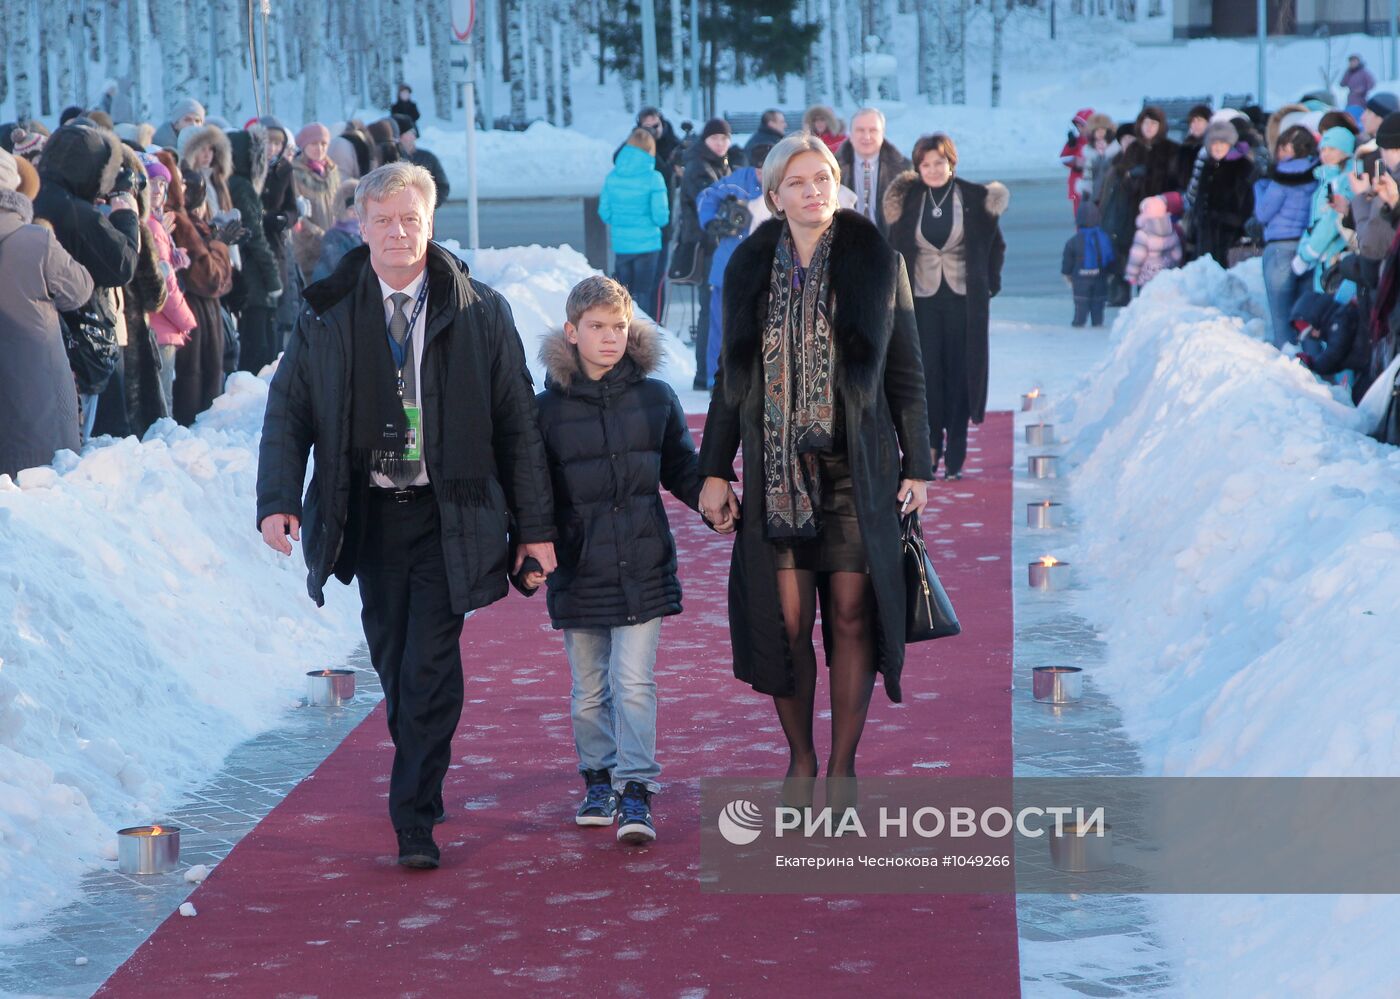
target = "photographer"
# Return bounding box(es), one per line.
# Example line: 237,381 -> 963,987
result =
695,162 -> 767,389
31,119 -> 142,439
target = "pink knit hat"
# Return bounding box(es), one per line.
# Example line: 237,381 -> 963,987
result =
296,122 -> 331,148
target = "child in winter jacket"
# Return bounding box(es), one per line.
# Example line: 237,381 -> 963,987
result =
598,129 -> 670,312
140,154 -> 198,415
1125,192 -> 1184,287
1060,107 -> 1094,217
1294,126 -> 1359,290
1061,202 -> 1115,326
525,276 -> 703,847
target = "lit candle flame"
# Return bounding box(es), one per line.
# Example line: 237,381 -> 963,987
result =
1038,556 -> 1060,567
1026,388 -> 1040,399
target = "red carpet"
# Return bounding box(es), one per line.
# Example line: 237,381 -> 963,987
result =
98,412 -> 1018,998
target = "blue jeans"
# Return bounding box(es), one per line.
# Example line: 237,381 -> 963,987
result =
1262,240 -> 1304,348
563,618 -> 663,792
613,252 -> 660,315
705,285 -> 724,388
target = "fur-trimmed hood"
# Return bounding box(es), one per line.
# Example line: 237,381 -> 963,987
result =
36,122 -> 124,202
1085,112 -> 1117,137
228,127 -> 269,194
0,187 -> 35,225
881,170 -> 1009,226
177,124 -> 233,179
538,318 -> 663,392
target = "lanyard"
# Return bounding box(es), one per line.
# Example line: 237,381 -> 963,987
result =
386,277 -> 430,391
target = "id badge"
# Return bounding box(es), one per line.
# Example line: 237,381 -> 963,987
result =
403,404 -> 422,461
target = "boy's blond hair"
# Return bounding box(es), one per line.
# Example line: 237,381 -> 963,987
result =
566,275 -> 634,327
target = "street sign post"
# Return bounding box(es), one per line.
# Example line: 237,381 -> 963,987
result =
451,0 -> 480,250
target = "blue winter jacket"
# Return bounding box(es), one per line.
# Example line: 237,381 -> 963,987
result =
696,167 -> 766,287
598,145 -> 670,254
1253,157 -> 1319,242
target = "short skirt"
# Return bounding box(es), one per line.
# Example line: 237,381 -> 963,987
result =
772,449 -> 869,574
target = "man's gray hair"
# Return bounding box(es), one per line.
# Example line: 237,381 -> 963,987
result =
355,161 -> 437,220
851,106 -> 887,130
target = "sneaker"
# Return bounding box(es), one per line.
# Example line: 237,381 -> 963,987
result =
396,826 -> 440,869
575,768 -> 619,827
616,781 -> 656,845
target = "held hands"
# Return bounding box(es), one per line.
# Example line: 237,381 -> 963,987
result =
514,542 -> 557,577
259,514 -> 301,555
699,476 -> 741,534
898,479 -> 929,518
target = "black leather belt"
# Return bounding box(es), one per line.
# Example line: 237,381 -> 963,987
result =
371,484 -> 434,504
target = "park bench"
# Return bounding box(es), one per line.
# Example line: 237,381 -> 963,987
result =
723,109 -> 803,135
1221,92 -> 1256,110
1142,95 -> 1213,138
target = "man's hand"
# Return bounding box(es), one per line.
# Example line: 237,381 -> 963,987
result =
260,514 -> 301,555
514,542 -> 557,576
1330,193 -> 1350,216
1378,171 -> 1399,209
699,476 -> 741,534
1349,170 -> 1373,197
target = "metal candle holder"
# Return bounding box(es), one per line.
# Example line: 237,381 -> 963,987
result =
1024,423 -> 1056,447
1028,558 -> 1071,591
1021,391 -> 1045,412
306,668 -> 356,706
1032,665 -> 1084,704
1027,501 -> 1064,529
1028,454 -> 1059,478
117,824 -> 181,875
1048,821 -> 1114,872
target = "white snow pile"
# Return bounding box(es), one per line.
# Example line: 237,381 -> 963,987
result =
1048,257 -> 1400,996
0,243 -> 691,945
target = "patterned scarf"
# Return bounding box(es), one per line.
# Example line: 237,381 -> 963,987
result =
762,221 -> 838,539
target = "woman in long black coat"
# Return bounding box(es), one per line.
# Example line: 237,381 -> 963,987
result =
697,135 -> 932,808
882,134 -> 1007,479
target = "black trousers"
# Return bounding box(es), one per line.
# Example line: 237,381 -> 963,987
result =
914,287 -> 972,477
355,488 -> 466,832
237,306 -> 277,376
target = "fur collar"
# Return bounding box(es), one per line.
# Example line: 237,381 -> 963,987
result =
882,170 -> 1009,226
719,209 -> 898,409
538,319 -> 663,391
0,188 -> 35,225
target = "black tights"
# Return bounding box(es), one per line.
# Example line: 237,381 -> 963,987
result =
774,569 -> 878,805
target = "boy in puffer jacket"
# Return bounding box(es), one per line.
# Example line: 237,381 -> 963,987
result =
1293,126 -> 1358,290
1124,192 -> 1184,287
1061,201 -> 1115,326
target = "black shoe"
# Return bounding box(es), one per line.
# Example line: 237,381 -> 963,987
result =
575,768 -> 619,827
616,781 -> 656,845
943,470 -> 963,480
396,826 -> 440,869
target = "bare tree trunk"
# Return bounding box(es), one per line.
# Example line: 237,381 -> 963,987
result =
543,3 -> 557,124
526,0 -> 540,101
804,0 -> 826,106
829,0 -> 845,103
303,0 -> 324,123
218,0 -> 243,120
990,0 -> 1005,107
166,0 -> 195,105
104,0 -> 121,88
38,5 -> 52,117
670,0 -> 683,107
844,0 -> 863,102
427,0 -> 452,119
558,16 -> 572,125
127,0 -> 147,120
918,1 -> 937,102
875,0 -> 897,99
506,0 -> 526,124
946,0 -> 966,105
12,0 -> 32,119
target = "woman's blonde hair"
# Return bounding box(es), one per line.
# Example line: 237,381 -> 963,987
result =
762,133 -> 842,214
625,127 -> 657,155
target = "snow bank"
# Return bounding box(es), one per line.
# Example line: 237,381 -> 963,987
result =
420,120 -> 621,200
0,244 -> 696,944
1047,258 -> 1400,996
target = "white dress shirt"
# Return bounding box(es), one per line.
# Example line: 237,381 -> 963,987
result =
370,266 -> 431,488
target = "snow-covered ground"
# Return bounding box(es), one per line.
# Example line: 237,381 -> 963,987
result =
1043,258 -> 1400,996
0,243 -> 698,946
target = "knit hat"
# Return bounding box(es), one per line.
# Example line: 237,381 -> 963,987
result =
1075,201 -> 1101,227
0,148 -> 18,192
169,97 -> 205,122
1367,93 -> 1400,118
9,126 -> 45,160
1204,120 -> 1239,147
1072,107 -> 1094,127
700,117 -> 731,140
1320,125 -> 1357,155
296,122 -> 332,147
1376,113 -> 1400,150
140,153 -> 171,183
1187,103 -> 1213,123
1115,122 -> 1135,142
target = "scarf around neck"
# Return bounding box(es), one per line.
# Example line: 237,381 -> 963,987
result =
761,220 -> 838,539
348,253 -> 496,506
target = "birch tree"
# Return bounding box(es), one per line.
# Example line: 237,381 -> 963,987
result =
990,0 -> 1006,107
127,0 -> 148,120
874,0 -> 897,99
104,0 -> 121,88
505,0 -> 526,124
558,14 -> 572,125
525,0 -> 540,101
942,0 -> 966,105
428,0 -> 453,120
0,8 -> 9,107
303,0 -> 324,123
917,0 -> 938,102
803,0 -> 827,106
218,0 -> 243,119
13,0 -> 33,120
670,0 -> 683,107
543,2 -> 557,124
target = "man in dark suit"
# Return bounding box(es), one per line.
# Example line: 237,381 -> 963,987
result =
836,107 -> 912,238
256,162 -> 556,869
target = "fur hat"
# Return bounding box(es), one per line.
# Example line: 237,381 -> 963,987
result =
1204,120 -> 1239,147
1085,112 -> 1115,137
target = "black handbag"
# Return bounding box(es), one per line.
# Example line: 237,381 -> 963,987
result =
902,512 -> 961,642
667,239 -> 704,284
60,305 -> 121,395
1372,364 -> 1400,446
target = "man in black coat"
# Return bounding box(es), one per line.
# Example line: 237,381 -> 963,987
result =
256,162 -> 556,869
744,109 -> 787,159
678,118 -> 734,389
836,107 -> 912,237
392,113 -> 451,207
